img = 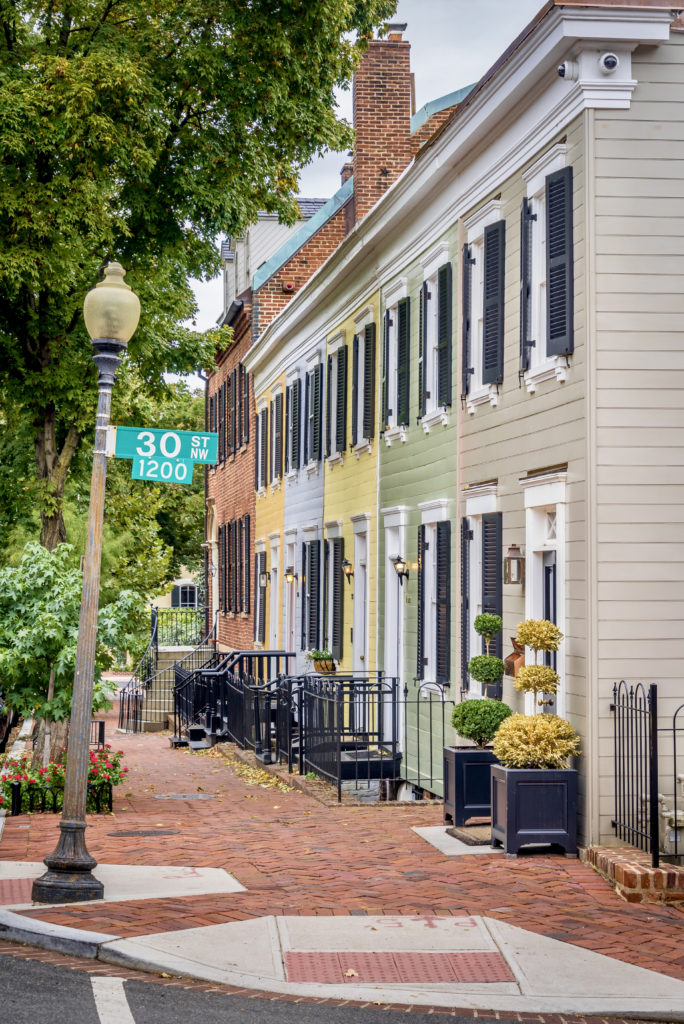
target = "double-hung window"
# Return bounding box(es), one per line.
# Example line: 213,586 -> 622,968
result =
520,146 -> 573,392
419,248 -> 452,429
416,502 -> 451,685
325,343 -> 347,461
381,280 -> 410,444
462,200 -> 505,414
351,320 -> 376,450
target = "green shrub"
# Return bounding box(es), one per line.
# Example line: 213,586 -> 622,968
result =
493,713 -> 580,769
451,698 -> 512,748
468,655 -> 505,684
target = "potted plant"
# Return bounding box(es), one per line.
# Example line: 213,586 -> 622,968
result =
305,648 -> 336,674
468,613 -> 505,700
490,618 -> 581,855
443,698 -> 511,827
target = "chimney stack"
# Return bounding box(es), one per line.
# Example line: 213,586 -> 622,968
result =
351,25 -> 413,224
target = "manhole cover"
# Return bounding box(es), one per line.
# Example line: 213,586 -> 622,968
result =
107,829 -> 181,837
153,793 -> 216,800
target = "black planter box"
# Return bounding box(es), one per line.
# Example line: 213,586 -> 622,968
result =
490,764 -> 578,855
443,747 -> 498,826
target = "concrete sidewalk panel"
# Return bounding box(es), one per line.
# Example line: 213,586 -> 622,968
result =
277,914 -> 496,952
0,908 -> 118,958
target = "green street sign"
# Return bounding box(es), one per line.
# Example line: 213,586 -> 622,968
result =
131,457 -> 194,485
113,426 -> 218,464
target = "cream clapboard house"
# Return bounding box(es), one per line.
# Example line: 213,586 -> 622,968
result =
242,0 -> 683,847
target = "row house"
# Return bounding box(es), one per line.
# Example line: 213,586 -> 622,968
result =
215,0 -> 684,848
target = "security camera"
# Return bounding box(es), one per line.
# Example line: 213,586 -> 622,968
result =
599,52 -> 619,74
557,60 -> 579,81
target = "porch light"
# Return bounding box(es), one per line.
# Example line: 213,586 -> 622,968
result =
392,555 -> 409,586
341,558 -> 354,583
259,570 -> 270,588
285,566 -> 297,585
503,544 -> 525,585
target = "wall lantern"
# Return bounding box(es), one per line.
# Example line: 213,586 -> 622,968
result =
285,566 -> 298,585
341,558 -> 354,583
259,570 -> 271,588
392,555 -> 409,586
503,544 -> 525,585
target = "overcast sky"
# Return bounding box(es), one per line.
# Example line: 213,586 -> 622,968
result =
190,0 -> 544,331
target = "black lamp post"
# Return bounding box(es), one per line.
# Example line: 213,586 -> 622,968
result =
32,263 -> 140,904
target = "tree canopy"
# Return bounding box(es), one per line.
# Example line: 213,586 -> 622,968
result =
0,0 -> 396,547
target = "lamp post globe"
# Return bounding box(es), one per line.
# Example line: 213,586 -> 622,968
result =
32,263 -> 139,904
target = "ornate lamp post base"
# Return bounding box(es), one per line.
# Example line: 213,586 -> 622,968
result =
32,820 -> 104,903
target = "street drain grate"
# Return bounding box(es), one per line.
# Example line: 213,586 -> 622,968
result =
107,829 -> 181,837
153,793 -> 217,800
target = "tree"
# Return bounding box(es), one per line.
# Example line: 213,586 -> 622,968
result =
0,0 -> 396,547
0,542 -> 148,761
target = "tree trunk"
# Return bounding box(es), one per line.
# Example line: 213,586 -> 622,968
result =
33,717 -> 69,766
34,405 -> 80,550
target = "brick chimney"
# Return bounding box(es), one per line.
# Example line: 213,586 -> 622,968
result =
351,24 -> 413,224
340,161 -> 353,186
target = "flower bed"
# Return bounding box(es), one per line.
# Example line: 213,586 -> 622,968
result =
0,745 -> 128,814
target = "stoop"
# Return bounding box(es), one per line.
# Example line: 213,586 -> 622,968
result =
582,845 -> 684,903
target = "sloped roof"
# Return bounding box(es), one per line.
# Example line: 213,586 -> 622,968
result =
296,197 -> 329,218
410,83 -> 476,134
252,176 -> 354,292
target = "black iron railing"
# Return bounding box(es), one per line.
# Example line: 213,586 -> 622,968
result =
118,614 -> 218,733
611,680 -> 659,866
8,780 -> 113,816
402,681 -> 456,798
157,607 -> 207,648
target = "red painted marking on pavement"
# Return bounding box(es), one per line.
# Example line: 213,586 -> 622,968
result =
284,951 -> 515,984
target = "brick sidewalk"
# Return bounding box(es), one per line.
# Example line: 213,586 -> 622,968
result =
3,703 -> 683,984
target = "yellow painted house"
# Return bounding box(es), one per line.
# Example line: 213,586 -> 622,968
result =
252,373 -> 286,650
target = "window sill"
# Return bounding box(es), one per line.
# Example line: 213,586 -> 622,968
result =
257,486 -> 267,499
306,460 -> 320,477
466,384 -> 499,416
270,477 -> 281,493
327,452 -> 344,468
285,469 -> 299,483
383,425 -> 407,447
353,441 -> 372,458
421,408 -> 450,433
523,355 -> 568,394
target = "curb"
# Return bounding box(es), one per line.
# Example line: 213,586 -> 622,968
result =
0,909 -> 118,959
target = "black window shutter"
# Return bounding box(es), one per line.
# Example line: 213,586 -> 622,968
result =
209,394 -> 216,434
325,354 -> 332,458
416,525 -> 425,680
237,365 -> 244,447
285,386 -> 291,475
218,385 -> 225,462
546,166 -> 574,357
269,400 -> 274,482
437,263 -> 453,406
482,220 -> 505,385
226,521 -> 233,612
397,297 -> 410,426
254,418 -> 259,489
221,524 -> 228,613
351,335 -> 359,448
242,367 -> 250,445
462,243 -> 474,396
381,309 -> 390,428
231,519 -> 239,612
418,282 -> 428,417
331,537 -> 344,660
243,515 -> 250,614
259,408 -> 268,487
481,512 -> 503,657
256,552 -> 266,644
520,198 -> 535,372
322,538 -> 329,648
225,374 -> 232,456
363,322 -> 376,440
274,392 -> 283,479
312,363 -> 322,461
292,378 -> 301,469
460,517 -> 472,689
217,528 -> 223,611
171,584 -> 180,609
308,541 -> 320,649
336,346 -> 347,453
435,520 -> 451,684
237,519 -> 243,613
300,542 -> 307,650
231,369 -> 238,454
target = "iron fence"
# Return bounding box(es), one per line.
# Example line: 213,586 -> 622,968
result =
402,681 -> 456,798
611,681 -> 659,866
156,608 -> 207,648
8,780 -> 113,816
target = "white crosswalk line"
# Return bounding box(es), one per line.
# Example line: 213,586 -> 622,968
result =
91,976 -> 136,1024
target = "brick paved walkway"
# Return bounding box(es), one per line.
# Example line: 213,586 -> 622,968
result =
3,703 -> 683,986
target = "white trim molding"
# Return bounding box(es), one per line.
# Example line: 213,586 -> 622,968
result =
381,505 -> 411,530
421,241 -> 450,282
418,498 -> 450,525
383,276 -> 408,309
463,481 -> 498,518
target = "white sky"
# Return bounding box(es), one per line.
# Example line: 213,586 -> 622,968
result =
189,0 -> 544,332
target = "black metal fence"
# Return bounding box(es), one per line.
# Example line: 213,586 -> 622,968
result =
7,780 -> 113,816
611,681 -> 659,864
157,608 -> 207,648
401,681 -> 456,798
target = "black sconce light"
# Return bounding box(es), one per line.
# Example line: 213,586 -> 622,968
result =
259,570 -> 271,588
285,566 -> 298,585
503,544 -> 525,585
341,558 -> 354,584
392,555 -> 409,586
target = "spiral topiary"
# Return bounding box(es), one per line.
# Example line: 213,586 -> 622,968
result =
492,713 -> 580,769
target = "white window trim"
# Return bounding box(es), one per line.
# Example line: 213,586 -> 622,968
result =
383,276 -> 407,309
421,408 -> 450,433
327,329 -> 346,355
418,498 -> 450,525
521,471 -> 567,719
384,424 -> 407,446
325,520 -> 343,540
353,305 -> 374,331
421,241 -> 450,283
463,482 -> 498,518
465,200 -> 502,415
522,144 -> 570,395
